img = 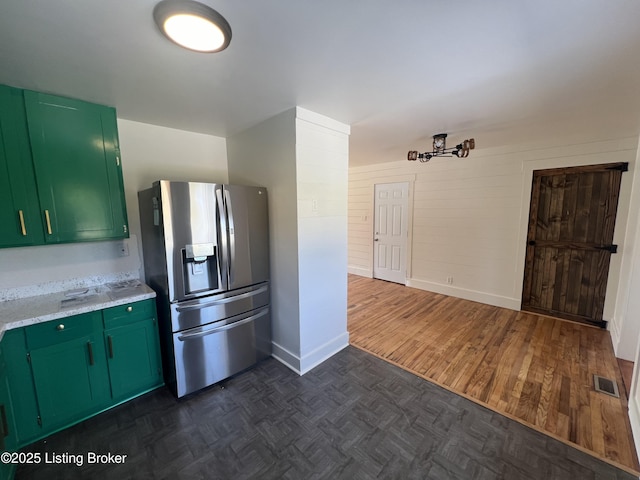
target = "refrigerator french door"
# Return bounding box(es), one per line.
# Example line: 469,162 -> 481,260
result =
139,181 -> 270,397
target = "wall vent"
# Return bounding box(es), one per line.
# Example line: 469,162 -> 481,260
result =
593,375 -> 620,398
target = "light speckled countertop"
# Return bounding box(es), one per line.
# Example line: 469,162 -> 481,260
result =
0,281 -> 156,340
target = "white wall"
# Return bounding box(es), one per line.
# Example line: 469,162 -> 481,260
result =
117,118 -> 228,275
295,110 -> 350,371
611,140 -> 640,360
0,119 -> 228,299
349,136 -> 638,329
0,235 -> 142,300
226,108 -> 302,367
227,107 -> 350,374
625,205 -> 640,453
623,139 -> 640,451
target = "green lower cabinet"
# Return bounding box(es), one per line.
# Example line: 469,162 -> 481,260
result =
105,317 -> 163,401
0,298 -> 163,453
1,329 -> 40,446
0,345 -> 17,480
29,333 -> 111,432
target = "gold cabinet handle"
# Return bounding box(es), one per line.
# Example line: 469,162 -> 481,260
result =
56,324 -> 65,331
18,210 -> 27,236
126,306 -> 133,312
44,210 -> 52,235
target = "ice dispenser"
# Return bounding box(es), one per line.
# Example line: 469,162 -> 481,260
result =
182,243 -> 219,295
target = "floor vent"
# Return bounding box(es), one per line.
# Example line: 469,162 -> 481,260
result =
593,375 -> 620,398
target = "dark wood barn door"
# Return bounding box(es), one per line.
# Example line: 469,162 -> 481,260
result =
522,163 -> 627,327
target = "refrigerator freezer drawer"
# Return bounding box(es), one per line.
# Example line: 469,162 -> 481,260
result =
172,307 -> 271,397
170,282 -> 269,332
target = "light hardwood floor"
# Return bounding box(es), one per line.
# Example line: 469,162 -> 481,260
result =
347,275 -> 640,474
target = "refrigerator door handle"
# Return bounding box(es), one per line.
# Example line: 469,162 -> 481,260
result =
177,308 -> 269,341
215,186 -> 229,290
175,284 -> 269,312
224,188 -> 235,286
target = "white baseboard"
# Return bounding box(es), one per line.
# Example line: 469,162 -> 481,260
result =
609,315 -> 623,357
271,331 -> 350,375
628,397 -> 640,463
271,342 -> 302,374
348,266 -> 372,278
407,278 -> 521,311
300,332 -> 350,374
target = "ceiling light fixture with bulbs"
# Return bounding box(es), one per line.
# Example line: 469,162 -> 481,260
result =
407,134 -> 475,163
153,0 -> 232,53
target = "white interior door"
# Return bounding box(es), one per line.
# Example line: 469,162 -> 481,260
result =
373,182 -> 409,284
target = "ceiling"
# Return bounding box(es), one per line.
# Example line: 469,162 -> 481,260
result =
1,0 -> 640,167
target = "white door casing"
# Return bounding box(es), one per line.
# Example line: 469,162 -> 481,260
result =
373,182 -> 409,284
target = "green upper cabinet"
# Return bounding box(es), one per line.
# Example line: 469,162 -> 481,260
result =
0,85 -> 44,247
23,90 -> 129,243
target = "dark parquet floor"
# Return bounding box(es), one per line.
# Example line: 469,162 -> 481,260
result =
16,347 -> 637,480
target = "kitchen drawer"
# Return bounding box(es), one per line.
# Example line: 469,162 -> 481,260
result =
103,299 -> 155,329
25,312 -> 102,350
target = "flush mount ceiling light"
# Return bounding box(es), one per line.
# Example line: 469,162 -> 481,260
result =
153,0 -> 232,53
407,133 -> 475,163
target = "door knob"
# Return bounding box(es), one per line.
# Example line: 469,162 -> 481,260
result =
374,238 -> 379,242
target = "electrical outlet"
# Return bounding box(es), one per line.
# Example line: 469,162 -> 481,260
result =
446,276 -> 453,285
119,241 -> 129,257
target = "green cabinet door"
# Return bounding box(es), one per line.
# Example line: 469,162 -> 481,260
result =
23,90 -> 128,243
0,365 -> 15,480
0,85 -> 44,247
105,318 -> 163,401
1,329 -> 40,446
29,333 -> 111,433
0,345 -> 18,453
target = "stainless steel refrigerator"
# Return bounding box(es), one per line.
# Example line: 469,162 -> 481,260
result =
138,181 -> 271,397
